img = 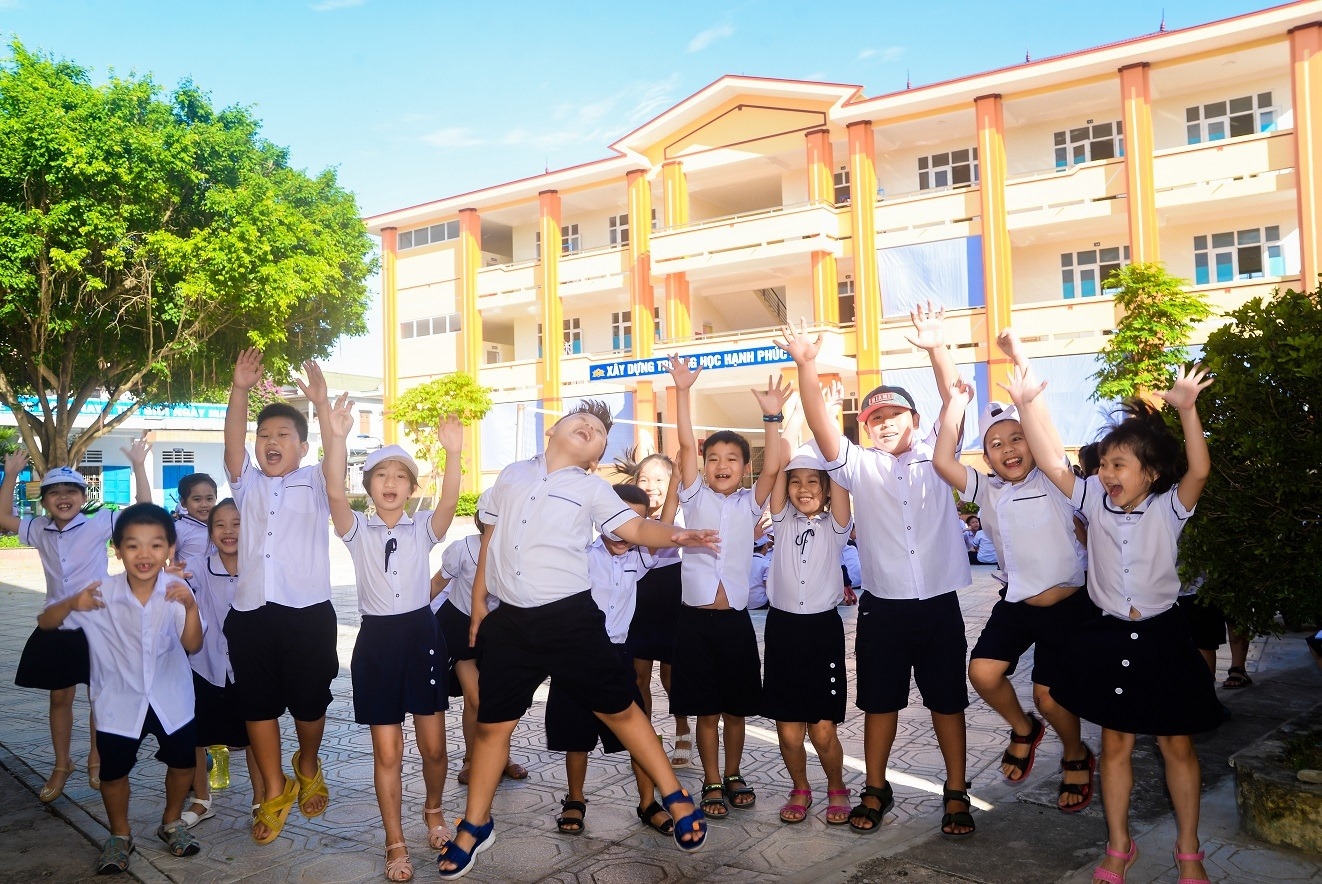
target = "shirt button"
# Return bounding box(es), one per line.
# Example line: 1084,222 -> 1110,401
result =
270,511 -> 275,515
1115,687 -> 1124,694
268,532 -> 272,536
830,677 -> 836,683
831,690 -> 837,695
1130,633 -> 1139,640
1123,540 -> 1128,544
429,679 -> 436,685
830,663 -> 836,668
429,649 -> 435,655
1121,660 -> 1130,667
910,550 -> 915,554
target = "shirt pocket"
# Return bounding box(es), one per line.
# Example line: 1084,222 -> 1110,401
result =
280,481 -> 319,515
542,493 -> 587,533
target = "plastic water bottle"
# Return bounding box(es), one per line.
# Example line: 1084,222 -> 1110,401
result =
208,746 -> 230,790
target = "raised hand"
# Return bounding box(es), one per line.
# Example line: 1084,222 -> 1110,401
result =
822,379 -> 846,416
325,392 -> 356,439
438,414 -> 464,452
667,353 -> 702,390
294,360 -> 329,405
121,437 -> 152,464
995,328 -> 1026,366
775,319 -> 822,366
672,527 -> 721,551
166,558 -> 194,581
233,348 -> 264,391
165,581 -> 197,612
948,376 -> 974,412
70,582 -> 105,613
4,448 -> 29,477
905,300 -> 946,351
751,374 -> 793,416
1000,365 -> 1047,407
1153,364 -> 1213,412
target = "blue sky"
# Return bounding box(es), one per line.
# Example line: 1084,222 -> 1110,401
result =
0,0 -> 1273,373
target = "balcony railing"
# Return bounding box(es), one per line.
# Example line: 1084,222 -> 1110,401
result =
1004,160 -> 1126,228
1154,131 -> 1295,207
651,201 -> 842,274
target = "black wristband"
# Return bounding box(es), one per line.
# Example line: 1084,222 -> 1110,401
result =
762,413 -> 785,423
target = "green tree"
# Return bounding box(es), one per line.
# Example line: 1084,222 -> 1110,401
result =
1177,284 -> 1322,636
0,43 -> 376,474
1092,262 -> 1212,401
386,374 -> 493,507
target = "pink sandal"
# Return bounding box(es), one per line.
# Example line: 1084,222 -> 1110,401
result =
1175,849 -> 1211,884
1092,840 -> 1139,883
778,789 -> 812,823
825,788 -> 851,825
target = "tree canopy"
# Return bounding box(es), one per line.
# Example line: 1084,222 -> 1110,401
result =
386,373 -> 493,507
0,42 -> 376,474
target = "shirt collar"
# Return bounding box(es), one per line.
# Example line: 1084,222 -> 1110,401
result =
43,511 -> 88,533
1102,491 -> 1155,516
366,510 -> 414,528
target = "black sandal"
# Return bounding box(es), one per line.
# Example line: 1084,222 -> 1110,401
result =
1222,666 -> 1253,689
1001,713 -> 1045,782
941,782 -> 975,837
1058,745 -> 1096,814
848,783 -> 894,833
556,796 -> 587,835
722,773 -> 756,810
636,800 -> 675,836
700,783 -> 729,818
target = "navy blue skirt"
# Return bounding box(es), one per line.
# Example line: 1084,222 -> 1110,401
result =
626,561 -> 682,663
16,627 -> 90,690
761,607 -> 846,724
351,606 -> 448,725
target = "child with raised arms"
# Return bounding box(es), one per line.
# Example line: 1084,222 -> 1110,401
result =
37,503 -> 204,874
1007,364 -> 1221,884
325,395 -> 463,882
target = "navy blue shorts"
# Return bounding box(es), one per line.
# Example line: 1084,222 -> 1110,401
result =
1177,594 -> 1227,651
97,707 -> 197,783
855,591 -> 969,715
544,645 -> 642,753
351,606 -> 448,725
191,672 -> 250,748
224,601 -> 339,722
969,587 -> 1095,688
669,606 -> 763,718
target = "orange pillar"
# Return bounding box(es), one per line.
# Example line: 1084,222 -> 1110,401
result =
806,128 -> 840,325
847,121 -> 881,393
380,227 -> 399,445
1291,23 -> 1322,289
1119,64 -> 1160,267
627,169 -> 657,450
458,208 -> 483,489
538,190 -> 564,417
975,94 -> 1014,396
662,161 -> 692,340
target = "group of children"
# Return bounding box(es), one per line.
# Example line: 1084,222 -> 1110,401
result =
5,306 -> 1225,883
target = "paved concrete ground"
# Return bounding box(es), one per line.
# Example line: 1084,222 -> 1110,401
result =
0,532 -> 1319,883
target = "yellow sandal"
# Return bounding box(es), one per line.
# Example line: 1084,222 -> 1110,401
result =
291,749 -> 330,818
251,775 -> 299,845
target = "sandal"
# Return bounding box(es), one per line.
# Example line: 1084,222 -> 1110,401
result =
636,800 -> 674,836
181,796 -> 215,828
778,788 -> 813,823
291,749 -> 330,818
848,783 -> 893,833
1059,745 -> 1096,813
1174,848 -> 1210,884
670,735 -> 692,768
385,842 -> 413,882
1092,840 -> 1138,883
660,787 -> 707,852
424,805 -> 450,850
251,774 -> 299,844
941,782 -> 976,837
825,788 -> 851,825
1001,713 -> 1045,782
456,756 -> 471,786
502,760 -> 528,780
555,796 -> 587,835
436,815 -> 495,880
722,773 -> 756,810
157,820 -> 201,857
1222,666 -> 1253,689
95,834 -> 133,874
88,761 -> 101,791
700,783 -> 729,818
38,762 -> 75,804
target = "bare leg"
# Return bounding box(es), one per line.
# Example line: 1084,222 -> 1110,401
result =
369,724 -> 407,872
807,720 -> 848,822
721,715 -> 752,807
776,721 -> 811,822
293,716 -> 328,815
246,719 -> 286,841
932,710 -> 971,835
969,658 -> 1036,780
558,752 -> 588,832
1094,728 -> 1137,881
87,702 -> 100,786
415,711 -> 449,841
1228,625 -> 1250,672
596,705 -> 702,842
243,746 -> 264,812
661,663 -> 689,745
1158,734 -> 1208,883
162,764 -> 196,825
855,711 -> 898,830
439,718 -> 517,872
101,776 -> 132,839
187,747 -> 211,818
455,659 -> 479,778
693,713 -> 725,813
44,688 -> 76,797
1034,684 -> 1089,809
632,753 -> 664,826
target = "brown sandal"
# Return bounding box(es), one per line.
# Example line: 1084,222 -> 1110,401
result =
385,842 -> 413,882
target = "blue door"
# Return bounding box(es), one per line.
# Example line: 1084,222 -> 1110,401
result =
101,465 -> 131,506
162,465 -> 194,511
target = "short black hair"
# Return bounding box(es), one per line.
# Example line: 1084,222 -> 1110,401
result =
1077,443 -> 1100,477
257,402 -> 309,442
613,483 -> 650,508
207,497 -> 238,535
112,503 -> 177,547
178,473 -> 218,502
701,430 -> 750,464
567,399 -> 614,436
1097,399 -> 1182,494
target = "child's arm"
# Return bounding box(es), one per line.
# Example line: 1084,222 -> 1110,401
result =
429,415 -> 464,540
321,391 -> 356,537
1004,366 -> 1077,500
430,570 -> 451,601
1153,364 -> 1214,511
36,581 -> 104,631
122,438 -> 153,503
0,449 -> 28,534
776,321 -> 841,463
224,348 -> 263,483
997,327 -> 1070,457
666,354 -> 702,490
165,580 -> 204,655
907,301 -> 958,410
468,528 -> 493,647
933,377 -> 974,491
831,479 -> 852,529
613,515 -> 720,552
658,464 -> 680,525
751,374 -> 793,506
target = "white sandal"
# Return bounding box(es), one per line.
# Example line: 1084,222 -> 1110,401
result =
670,734 -> 693,768
180,797 -> 214,828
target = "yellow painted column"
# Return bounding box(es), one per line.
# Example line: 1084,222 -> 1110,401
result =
1119,63 -> 1160,266
458,207 -> 483,490
1291,23 -> 1322,289
662,161 -> 692,340
627,170 -> 657,450
806,128 -> 840,325
380,227 -> 399,445
975,94 -> 1014,396
538,190 -> 564,418
847,121 -> 881,393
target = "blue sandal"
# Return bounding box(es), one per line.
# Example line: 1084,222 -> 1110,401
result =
661,788 -> 707,853
436,816 -> 495,880
95,834 -> 133,874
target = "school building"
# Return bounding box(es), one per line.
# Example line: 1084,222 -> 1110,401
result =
364,1 -> 1322,490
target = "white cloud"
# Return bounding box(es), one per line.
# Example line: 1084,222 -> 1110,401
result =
310,0 -> 366,11
856,45 -> 905,64
688,23 -> 734,53
420,127 -> 484,149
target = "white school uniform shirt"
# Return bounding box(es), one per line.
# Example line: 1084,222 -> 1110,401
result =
173,516 -> 212,571
436,535 -> 499,616
748,550 -> 771,609
960,464 -> 1086,602
341,510 -> 443,616
587,539 -> 653,644
1069,476 -> 1193,620
678,481 -> 767,609
64,570 -> 200,738
825,429 -> 971,600
230,454 -> 332,612
768,505 -> 853,614
20,509 -> 116,605
484,454 -> 640,608
188,555 -> 238,686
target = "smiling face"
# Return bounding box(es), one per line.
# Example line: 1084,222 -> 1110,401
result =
209,504 -> 240,558
635,459 -> 672,514
863,405 -> 917,456
703,440 -> 749,495
366,460 -> 417,517
603,501 -> 649,555
548,412 -> 609,469
1096,442 -> 1157,512
255,416 -> 309,477
115,521 -> 173,588
183,483 -> 218,522
786,468 -> 827,517
982,419 -> 1034,483
41,483 -> 87,528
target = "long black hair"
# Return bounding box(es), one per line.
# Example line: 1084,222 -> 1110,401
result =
1097,399 -> 1182,494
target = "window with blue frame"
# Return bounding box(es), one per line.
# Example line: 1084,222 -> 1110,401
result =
1053,121 -> 1124,170
1186,93 -> 1278,144
611,310 -> 631,351
1061,246 -> 1129,299
1193,226 -> 1284,284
